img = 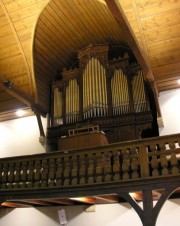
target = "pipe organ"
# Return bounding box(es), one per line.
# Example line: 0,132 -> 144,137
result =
111,69 -> 129,115
83,57 -> 108,119
49,44 -> 158,149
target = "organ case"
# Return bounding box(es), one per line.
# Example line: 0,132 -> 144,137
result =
48,44 -> 158,150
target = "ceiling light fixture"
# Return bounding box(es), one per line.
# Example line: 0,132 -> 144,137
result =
16,109 -> 25,117
178,79 -> 180,85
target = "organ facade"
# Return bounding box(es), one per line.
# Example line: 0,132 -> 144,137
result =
48,44 -> 158,150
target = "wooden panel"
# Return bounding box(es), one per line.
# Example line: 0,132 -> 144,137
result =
144,24 -> 180,44
138,0 -> 180,18
9,1 -> 46,22
141,8 -> 180,30
59,132 -> 109,151
147,37 -> 180,56
149,49 -> 180,67
4,0 -> 46,13
153,62 -> 180,78
14,15 -> 36,31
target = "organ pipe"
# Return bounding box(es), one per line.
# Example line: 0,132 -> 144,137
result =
82,57 -> 108,118
111,69 -> 129,115
132,70 -> 149,113
66,79 -> 79,123
54,88 -> 63,124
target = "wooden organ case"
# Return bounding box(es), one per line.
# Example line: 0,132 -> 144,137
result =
47,44 -> 158,151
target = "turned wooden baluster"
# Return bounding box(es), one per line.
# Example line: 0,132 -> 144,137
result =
7,162 -> 14,189
150,145 -> 159,177
169,141 -> 179,174
63,156 -> 71,186
95,152 -> 103,183
87,152 -> 95,184
1,163 -> 8,189
20,161 -> 27,188
71,155 -> 79,185
14,162 -> 21,188
121,148 -> 130,180
27,160 -> 34,187
130,147 -> 139,179
48,158 -> 56,187
79,154 -> 87,184
41,159 -> 49,187
112,150 -> 121,181
104,151 -> 112,182
56,157 -> 63,186
159,143 -> 168,175
34,160 -> 42,187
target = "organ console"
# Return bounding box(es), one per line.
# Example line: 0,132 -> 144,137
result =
47,44 -> 159,151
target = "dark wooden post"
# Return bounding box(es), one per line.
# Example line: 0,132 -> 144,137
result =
142,190 -> 155,226
139,145 -> 150,178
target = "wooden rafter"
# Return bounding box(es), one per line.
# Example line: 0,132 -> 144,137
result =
105,0 -> 154,81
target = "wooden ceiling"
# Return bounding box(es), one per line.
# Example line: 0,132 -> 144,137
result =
0,0 -> 180,120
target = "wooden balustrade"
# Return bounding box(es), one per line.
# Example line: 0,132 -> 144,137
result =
0,134 -> 180,190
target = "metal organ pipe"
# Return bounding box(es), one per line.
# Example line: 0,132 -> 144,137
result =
132,70 -> 148,113
111,69 -> 129,115
54,88 -> 63,124
83,57 -> 108,119
66,79 -> 79,123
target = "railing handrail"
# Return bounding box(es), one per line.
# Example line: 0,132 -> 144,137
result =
0,133 -> 179,192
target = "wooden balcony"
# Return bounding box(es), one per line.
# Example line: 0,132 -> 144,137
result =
0,133 -> 180,210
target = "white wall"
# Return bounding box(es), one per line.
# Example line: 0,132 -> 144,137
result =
0,115 -> 46,157
0,89 -> 180,226
158,88 -> 180,135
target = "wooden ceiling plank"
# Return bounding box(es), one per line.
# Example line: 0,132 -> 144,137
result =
153,62 -> 180,78
149,49 -> 180,68
46,3 -> 82,48
35,38 -> 62,67
76,1 -> 107,41
47,199 -> 74,205
38,13 -> 75,54
36,27 -> 69,62
9,1 -> 46,23
4,0 -> 46,13
0,79 -> 32,106
53,0 -> 92,43
16,26 -> 33,42
105,0 -> 153,80
36,21 -> 72,63
1,201 -> 30,208
144,23 -> 180,44
8,199 -> 48,206
70,197 -> 96,204
141,8 -> 180,31
147,37 -> 180,56
14,15 -> 36,31
34,51 -> 61,77
62,0 -> 96,43
90,0 -> 127,44
155,75 -> 180,83
35,31 -> 67,66
137,0 -> 180,19
94,195 -> 119,203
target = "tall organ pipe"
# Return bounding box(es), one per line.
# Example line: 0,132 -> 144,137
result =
83,57 -> 108,119
111,69 -> 129,115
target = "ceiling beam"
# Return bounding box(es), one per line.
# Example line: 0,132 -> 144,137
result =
0,77 -> 46,117
105,0 -> 154,81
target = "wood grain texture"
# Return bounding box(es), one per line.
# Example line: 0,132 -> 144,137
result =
0,0 -> 180,119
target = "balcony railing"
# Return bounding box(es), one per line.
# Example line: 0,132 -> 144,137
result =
0,133 -> 180,191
